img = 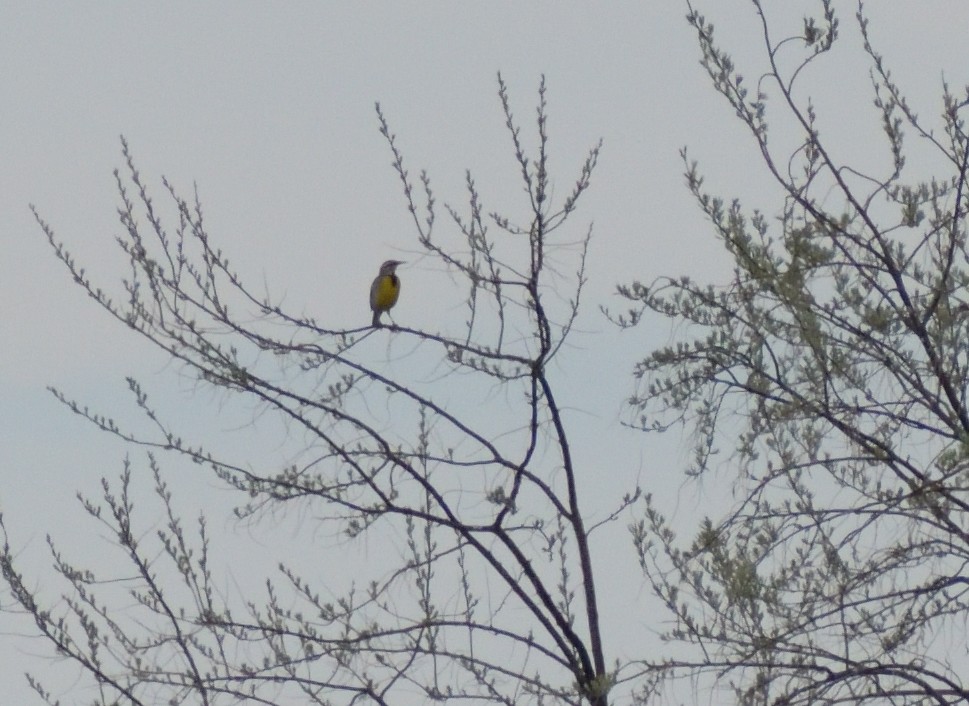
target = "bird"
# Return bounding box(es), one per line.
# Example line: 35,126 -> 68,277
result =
370,259 -> 404,327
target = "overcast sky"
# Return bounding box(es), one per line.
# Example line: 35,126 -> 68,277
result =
2,2 -> 968,703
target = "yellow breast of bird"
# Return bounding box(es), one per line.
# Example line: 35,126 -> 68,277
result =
373,274 -> 400,310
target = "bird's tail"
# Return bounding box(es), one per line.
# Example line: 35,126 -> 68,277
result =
372,310 -> 381,327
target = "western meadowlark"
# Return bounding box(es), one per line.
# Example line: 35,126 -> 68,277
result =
370,259 -> 404,327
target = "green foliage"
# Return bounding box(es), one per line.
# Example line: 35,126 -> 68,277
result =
625,2 -> 969,704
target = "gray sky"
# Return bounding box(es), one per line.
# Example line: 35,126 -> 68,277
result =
2,2 -> 968,703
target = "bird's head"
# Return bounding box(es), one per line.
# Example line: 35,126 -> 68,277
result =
380,260 -> 405,275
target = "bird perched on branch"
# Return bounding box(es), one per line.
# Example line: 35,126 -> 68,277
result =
370,259 -> 404,327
